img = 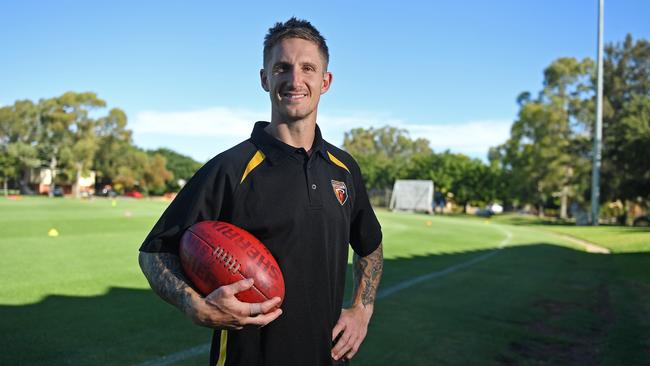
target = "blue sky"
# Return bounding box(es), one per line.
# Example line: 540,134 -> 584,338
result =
2,0 -> 649,162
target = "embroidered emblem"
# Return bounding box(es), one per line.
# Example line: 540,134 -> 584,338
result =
331,180 -> 348,205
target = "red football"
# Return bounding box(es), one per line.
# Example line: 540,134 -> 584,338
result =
179,221 -> 285,307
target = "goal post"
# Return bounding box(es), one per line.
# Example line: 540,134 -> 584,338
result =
389,179 -> 434,214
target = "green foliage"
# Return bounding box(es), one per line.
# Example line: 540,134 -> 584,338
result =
111,147 -> 173,195
144,153 -> 174,195
601,35 -> 650,202
0,101 -> 41,192
93,108 -> 134,184
0,92 -> 184,195
343,126 -> 504,208
495,57 -> 594,217
149,148 -> 202,191
343,126 -> 431,189
493,35 -> 650,218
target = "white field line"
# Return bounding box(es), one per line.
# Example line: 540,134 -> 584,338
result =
133,344 -> 210,366
133,225 -> 513,366
378,225 -> 512,299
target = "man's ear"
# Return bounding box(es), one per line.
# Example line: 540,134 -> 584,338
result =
260,69 -> 270,92
321,71 -> 333,95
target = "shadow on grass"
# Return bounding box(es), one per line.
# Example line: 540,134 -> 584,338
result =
2,244 -> 649,366
0,287 -> 211,366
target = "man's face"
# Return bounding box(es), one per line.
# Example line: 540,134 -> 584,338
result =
261,38 -> 332,122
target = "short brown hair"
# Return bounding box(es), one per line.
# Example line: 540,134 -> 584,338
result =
263,17 -> 329,69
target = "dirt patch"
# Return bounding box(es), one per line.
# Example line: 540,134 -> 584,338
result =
496,284 -> 614,365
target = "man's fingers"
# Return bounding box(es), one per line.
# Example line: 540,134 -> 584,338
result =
249,303 -> 261,316
247,296 -> 281,316
243,308 -> 283,326
332,321 -> 345,341
344,340 -> 361,360
259,297 -> 282,314
205,278 -> 253,301
332,330 -> 353,359
228,278 -> 255,294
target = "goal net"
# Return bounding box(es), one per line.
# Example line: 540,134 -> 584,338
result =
389,179 -> 434,214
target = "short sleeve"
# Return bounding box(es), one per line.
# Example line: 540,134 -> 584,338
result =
139,158 -> 236,255
349,162 -> 382,257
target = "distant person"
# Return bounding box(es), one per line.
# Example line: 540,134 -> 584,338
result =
139,18 -> 383,366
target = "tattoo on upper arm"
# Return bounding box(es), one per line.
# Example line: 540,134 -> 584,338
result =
353,243 -> 383,307
140,252 -> 193,313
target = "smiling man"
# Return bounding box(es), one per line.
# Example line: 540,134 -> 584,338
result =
139,17 -> 383,366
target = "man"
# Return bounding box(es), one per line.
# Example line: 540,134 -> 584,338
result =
139,17 -> 383,366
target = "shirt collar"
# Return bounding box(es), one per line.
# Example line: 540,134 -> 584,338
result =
250,121 -> 328,164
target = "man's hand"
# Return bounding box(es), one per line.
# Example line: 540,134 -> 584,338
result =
188,278 -> 283,329
331,304 -> 373,361
139,252 -> 282,330
330,243 -> 383,361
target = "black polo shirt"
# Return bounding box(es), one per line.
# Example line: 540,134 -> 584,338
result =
140,121 -> 382,366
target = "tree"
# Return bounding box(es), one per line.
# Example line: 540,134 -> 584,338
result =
93,108 -> 134,188
343,125 -> 505,211
37,92 -> 106,197
112,146 -> 173,195
0,100 -> 40,194
494,57 -> 594,217
493,35 -> 650,221
149,148 -> 202,191
601,35 -> 650,205
343,126 -> 431,189
614,94 -> 650,202
408,152 -> 503,211
2,92 -> 183,197
144,153 -> 173,195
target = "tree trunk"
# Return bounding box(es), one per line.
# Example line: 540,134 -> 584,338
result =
3,178 -> 7,196
538,203 -> 544,218
20,168 -> 30,195
74,163 -> 82,199
559,167 -> 573,220
560,185 -> 569,220
49,155 -> 57,197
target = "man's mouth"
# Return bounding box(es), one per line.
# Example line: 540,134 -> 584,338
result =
281,92 -> 308,101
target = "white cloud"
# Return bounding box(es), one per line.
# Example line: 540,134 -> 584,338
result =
132,106 -> 512,161
406,120 -> 512,155
133,107 -> 266,138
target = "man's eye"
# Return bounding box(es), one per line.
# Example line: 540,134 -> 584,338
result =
303,66 -> 315,72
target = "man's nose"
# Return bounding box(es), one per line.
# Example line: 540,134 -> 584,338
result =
286,68 -> 303,86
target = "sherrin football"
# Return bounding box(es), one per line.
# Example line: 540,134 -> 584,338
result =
179,221 -> 285,307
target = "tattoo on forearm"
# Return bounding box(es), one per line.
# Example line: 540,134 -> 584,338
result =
139,252 -> 193,314
353,243 -> 383,307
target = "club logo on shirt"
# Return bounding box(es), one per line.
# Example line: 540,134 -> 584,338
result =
331,180 -> 348,206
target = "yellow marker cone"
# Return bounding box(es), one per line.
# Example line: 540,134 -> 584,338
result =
111,199 -> 117,207
426,220 -> 433,227
48,228 -> 59,237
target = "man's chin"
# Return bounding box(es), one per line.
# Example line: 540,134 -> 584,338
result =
279,108 -> 313,122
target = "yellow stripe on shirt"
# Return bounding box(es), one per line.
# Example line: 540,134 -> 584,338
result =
216,329 -> 228,366
240,150 -> 266,183
327,151 -> 350,174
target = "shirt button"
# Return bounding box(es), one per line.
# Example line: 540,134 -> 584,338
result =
311,184 -> 317,190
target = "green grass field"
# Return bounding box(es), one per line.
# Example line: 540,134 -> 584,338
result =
1,197 -> 649,365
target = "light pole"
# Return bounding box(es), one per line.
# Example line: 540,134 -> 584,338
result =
591,0 -> 604,226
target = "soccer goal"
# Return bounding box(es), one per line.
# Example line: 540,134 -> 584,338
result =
389,179 -> 434,214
